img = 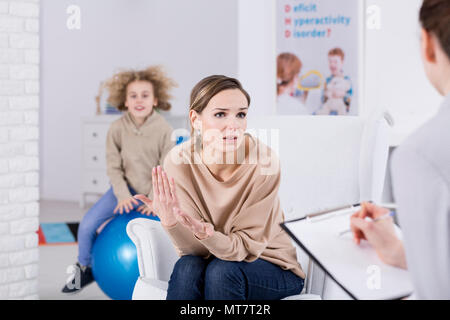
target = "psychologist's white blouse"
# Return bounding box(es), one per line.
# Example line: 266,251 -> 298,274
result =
391,93 -> 450,299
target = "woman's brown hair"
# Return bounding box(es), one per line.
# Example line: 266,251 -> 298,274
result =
189,75 -> 251,136
99,66 -> 177,112
420,0 -> 450,60
277,53 -> 302,95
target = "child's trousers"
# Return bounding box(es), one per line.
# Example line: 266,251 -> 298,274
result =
77,186 -> 138,267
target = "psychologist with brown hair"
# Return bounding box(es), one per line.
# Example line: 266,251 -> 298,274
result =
350,0 -> 450,299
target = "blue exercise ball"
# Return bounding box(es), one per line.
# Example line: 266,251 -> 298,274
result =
91,210 -> 159,300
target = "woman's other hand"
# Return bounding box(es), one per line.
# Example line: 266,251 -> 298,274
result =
173,207 -> 214,240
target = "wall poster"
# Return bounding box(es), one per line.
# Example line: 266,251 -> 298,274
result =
276,0 -> 363,116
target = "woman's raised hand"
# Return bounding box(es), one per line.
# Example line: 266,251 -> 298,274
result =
134,165 -> 178,227
135,165 -> 214,239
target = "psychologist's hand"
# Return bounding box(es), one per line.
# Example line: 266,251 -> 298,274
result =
114,196 -> 139,214
350,202 -> 407,269
135,165 -> 178,227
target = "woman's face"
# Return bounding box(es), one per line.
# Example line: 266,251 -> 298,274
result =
125,80 -> 157,121
191,89 -> 249,155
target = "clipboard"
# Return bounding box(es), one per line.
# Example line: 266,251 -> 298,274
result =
280,204 -> 414,300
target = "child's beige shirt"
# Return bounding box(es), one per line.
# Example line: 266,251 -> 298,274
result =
106,110 -> 175,202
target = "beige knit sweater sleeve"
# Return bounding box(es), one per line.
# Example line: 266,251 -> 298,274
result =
162,145 -> 283,262
105,121 -> 132,202
144,126 -> 176,201
162,153 -> 210,257
197,170 -> 281,262
159,127 -> 175,167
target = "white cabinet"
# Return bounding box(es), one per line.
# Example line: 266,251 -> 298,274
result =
80,115 -> 121,208
80,113 -> 190,208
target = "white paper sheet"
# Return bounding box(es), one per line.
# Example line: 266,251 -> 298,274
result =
283,207 -> 414,300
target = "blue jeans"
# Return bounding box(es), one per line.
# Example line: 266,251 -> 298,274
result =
166,255 -> 305,300
77,186 -> 139,266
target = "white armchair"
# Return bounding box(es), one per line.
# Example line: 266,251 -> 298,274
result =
127,114 -> 390,300
126,218 -> 178,300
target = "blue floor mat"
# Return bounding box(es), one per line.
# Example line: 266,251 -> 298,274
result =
39,223 -> 76,244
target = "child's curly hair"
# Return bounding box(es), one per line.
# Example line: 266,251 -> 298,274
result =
98,66 -> 177,112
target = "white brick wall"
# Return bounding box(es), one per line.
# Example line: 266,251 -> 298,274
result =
0,0 -> 40,300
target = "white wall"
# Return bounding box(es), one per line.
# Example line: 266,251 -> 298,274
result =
237,1 -> 444,298
238,0 -> 443,146
237,0 -> 276,120
365,0 -> 441,146
0,0 -> 40,299
40,0 -> 238,201
42,0 -> 445,202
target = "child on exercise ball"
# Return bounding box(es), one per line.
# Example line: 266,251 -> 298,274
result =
62,66 -> 177,294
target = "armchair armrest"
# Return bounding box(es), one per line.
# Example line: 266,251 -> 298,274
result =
126,218 -> 178,282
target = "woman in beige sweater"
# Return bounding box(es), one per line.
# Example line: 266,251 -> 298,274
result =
135,75 -> 305,300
